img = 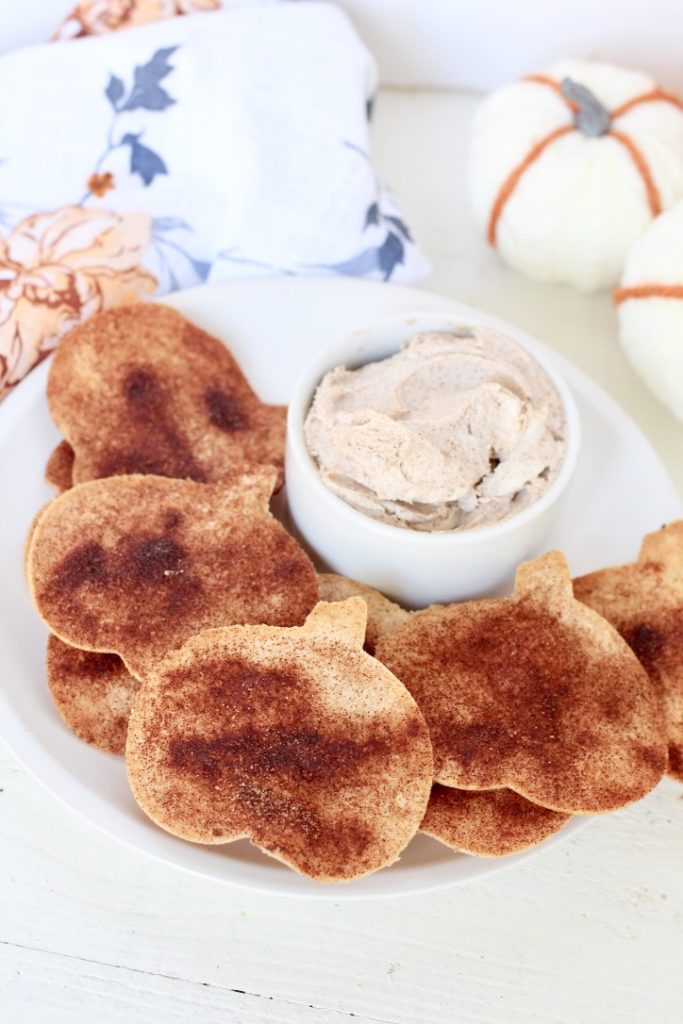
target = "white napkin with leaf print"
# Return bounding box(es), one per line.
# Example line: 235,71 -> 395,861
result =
0,1 -> 428,397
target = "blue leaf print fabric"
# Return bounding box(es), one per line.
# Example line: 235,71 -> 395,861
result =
122,134 -> 169,185
120,47 -> 178,111
0,4 -> 428,397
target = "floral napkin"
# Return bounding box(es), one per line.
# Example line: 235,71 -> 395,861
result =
0,0 -> 255,52
53,1 -> 223,40
0,1 -> 427,399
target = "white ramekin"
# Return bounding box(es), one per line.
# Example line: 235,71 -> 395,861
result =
285,312 -> 581,608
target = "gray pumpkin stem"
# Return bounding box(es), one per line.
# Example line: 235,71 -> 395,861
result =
561,77 -> 611,136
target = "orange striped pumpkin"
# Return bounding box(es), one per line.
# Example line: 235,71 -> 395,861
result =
616,201 -> 683,422
469,60 -> 683,292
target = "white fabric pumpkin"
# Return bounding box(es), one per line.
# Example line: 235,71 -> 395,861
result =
469,59 -> 683,291
617,201 -> 683,421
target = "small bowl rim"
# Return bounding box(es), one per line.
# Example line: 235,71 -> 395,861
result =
286,311 -> 581,547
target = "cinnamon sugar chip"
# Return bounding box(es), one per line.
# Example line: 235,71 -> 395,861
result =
47,304 -> 286,488
377,551 -> 666,814
421,785 -> 570,857
47,634 -> 139,755
23,502 -> 50,580
45,441 -> 75,493
126,599 -> 433,882
574,520 -> 683,781
28,469 -> 318,680
317,573 -> 411,654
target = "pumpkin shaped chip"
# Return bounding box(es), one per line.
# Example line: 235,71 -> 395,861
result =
421,785 -> 570,857
45,440 -> 75,493
376,551 -> 666,814
574,521 -> 683,781
23,503 -> 50,580
27,469 -> 318,680
47,635 -> 139,756
317,572 -> 411,654
126,599 -> 434,882
47,303 -> 286,487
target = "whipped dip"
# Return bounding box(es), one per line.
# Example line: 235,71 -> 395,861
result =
304,328 -> 567,532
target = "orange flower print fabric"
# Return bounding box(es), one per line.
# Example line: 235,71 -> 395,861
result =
0,45 -> 209,399
53,0 -> 221,40
87,171 -> 116,197
0,207 -> 156,396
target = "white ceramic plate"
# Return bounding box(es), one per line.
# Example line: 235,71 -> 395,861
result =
1,277 -> 680,900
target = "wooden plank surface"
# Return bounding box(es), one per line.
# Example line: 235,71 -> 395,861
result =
1,944 -> 362,1024
2,742 -> 682,1023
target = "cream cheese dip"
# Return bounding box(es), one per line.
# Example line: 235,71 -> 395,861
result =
303,328 -> 567,532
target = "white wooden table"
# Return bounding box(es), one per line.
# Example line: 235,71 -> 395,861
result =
2,89 -> 683,1024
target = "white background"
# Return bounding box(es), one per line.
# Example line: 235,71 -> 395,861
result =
1,86 -> 683,1022
2,5 -> 683,1022
3,1 -> 683,91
